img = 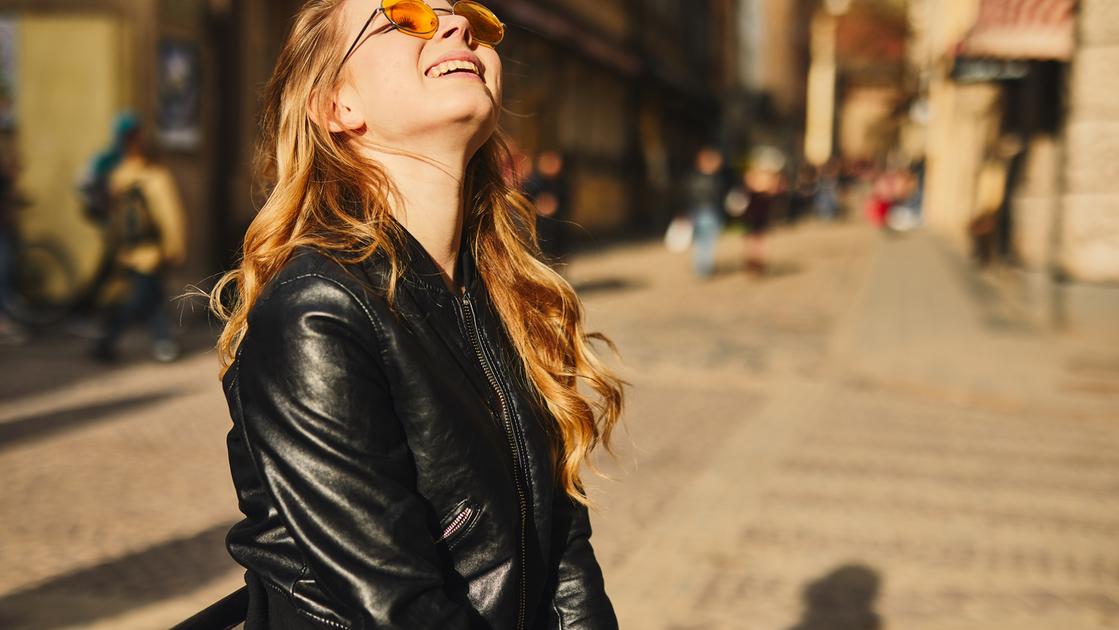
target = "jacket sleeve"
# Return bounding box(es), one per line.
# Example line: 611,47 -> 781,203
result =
235,274 -> 473,630
548,490 -> 619,629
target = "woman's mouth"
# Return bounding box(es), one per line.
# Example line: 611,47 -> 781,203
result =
426,58 -> 483,80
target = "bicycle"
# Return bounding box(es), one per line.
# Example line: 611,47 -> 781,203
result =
0,208 -> 120,330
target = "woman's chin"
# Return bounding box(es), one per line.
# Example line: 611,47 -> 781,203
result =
435,97 -> 498,130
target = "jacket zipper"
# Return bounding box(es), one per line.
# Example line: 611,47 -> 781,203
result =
436,504 -> 475,545
459,292 -> 529,630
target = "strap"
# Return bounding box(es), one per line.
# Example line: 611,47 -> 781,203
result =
169,585 -> 248,630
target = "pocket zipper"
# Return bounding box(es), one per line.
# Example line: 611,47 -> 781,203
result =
436,504 -> 476,544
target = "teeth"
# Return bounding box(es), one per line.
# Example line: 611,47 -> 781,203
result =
427,59 -> 479,78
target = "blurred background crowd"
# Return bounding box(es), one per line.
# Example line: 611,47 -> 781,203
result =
0,1 -> 1117,629
0,0 -> 1113,345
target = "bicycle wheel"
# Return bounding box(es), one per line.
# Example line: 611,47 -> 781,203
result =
1,238 -> 80,327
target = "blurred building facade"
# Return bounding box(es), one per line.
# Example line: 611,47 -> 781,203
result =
1059,0 -> 1118,282
487,0 -> 743,236
0,0 -> 754,298
0,0 -> 221,296
732,0 -> 813,172
907,0 -> 1118,282
803,0 -> 908,166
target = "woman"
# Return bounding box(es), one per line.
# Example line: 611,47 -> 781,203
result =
208,1 -> 625,628
741,163 -> 781,275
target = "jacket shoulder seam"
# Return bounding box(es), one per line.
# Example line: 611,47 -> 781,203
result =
269,271 -> 388,359
272,272 -> 379,326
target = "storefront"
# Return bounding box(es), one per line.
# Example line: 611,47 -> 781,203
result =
0,0 -> 220,302
951,0 -> 1076,271
922,0 -> 1119,283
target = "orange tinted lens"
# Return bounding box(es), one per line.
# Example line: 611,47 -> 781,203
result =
384,0 -> 439,36
454,1 -> 504,45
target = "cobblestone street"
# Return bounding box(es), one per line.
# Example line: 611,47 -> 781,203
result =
1,222 -> 1117,629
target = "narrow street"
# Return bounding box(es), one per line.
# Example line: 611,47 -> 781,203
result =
1,222 -> 1116,629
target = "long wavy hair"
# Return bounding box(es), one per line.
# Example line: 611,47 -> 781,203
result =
208,0 -> 625,504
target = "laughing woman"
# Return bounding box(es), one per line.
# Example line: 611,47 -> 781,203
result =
209,1 -> 625,629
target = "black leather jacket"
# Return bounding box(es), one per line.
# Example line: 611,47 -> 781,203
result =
222,227 -> 617,630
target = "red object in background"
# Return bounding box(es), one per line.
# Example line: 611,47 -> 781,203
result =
866,197 -> 890,228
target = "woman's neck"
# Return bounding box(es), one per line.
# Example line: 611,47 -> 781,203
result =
370,150 -> 468,293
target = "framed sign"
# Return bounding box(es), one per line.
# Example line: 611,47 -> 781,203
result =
156,38 -> 201,150
0,18 -> 17,130
951,56 -> 1030,83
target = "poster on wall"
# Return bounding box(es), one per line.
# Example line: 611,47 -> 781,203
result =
0,18 -> 17,130
156,38 -> 200,150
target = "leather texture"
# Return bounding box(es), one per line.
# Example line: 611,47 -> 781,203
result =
223,225 -> 618,630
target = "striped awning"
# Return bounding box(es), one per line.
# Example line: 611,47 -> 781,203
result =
961,0 -> 1078,61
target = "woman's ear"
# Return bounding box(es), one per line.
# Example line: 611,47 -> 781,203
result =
307,85 -> 365,133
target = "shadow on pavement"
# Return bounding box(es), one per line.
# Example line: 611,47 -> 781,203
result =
0,320 -> 219,402
572,277 -> 647,296
702,259 -> 804,281
0,388 -> 190,452
786,564 -> 884,630
0,521 -> 239,629
745,261 -> 805,281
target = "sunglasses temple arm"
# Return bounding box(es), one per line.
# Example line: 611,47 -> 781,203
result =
340,8 -> 382,68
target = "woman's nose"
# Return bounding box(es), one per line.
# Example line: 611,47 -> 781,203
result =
437,14 -> 475,47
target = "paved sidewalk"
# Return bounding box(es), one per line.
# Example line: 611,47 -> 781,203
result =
0,222 -> 1115,629
581,226 -> 1119,630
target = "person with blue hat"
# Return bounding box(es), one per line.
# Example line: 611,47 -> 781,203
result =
90,113 -> 186,363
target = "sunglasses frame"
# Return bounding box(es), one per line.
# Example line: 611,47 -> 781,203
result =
338,0 -> 504,70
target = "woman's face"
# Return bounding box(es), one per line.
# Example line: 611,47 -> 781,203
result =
334,0 -> 502,155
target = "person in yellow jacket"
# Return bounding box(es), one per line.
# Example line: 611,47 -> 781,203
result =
969,133 -> 1023,266
92,119 -> 187,362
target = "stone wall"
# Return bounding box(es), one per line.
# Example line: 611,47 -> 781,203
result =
1059,0 -> 1119,282
1011,135 -> 1061,269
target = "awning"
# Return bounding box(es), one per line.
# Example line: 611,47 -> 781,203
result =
960,0 -> 1078,61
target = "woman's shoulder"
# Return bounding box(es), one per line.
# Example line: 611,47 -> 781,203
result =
249,247 -> 391,335
271,246 -> 390,293
227,248 -> 395,403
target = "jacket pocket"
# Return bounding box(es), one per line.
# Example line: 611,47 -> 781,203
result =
291,575 -> 353,630
435,500 -> 481,550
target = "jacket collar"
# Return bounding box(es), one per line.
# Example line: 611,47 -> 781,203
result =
390,216 -> 479,299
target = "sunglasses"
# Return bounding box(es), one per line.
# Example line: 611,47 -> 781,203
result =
340,0 -> 504,68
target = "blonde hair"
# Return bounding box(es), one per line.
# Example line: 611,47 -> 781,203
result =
208,0 -> 624,504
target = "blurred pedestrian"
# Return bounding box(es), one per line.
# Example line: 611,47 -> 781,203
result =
79,113 -> 138,225
0,127 -> 27,344
685,145 -> 725,278
788,164 -> 818,224
969,134 -> 1023,265
523,150 -> 571,267
71,112 -> 146,324
198,3 -> 623,628
814,158 -> 841,221
866,166 -> 904,230
741,150 -> 785,275
91,118 -> 186,362
905,156 -> 926,222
